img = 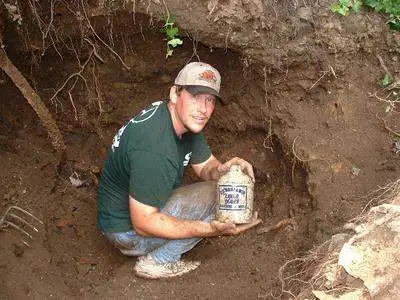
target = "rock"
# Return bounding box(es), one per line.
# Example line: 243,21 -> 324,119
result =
296,7 -> 313,24
329,233 -> 350,251
338,204 -> 400,297
69,172 -> 87,187
312,289 -> 364,300
55,219 -> 73,229
351,166 -> 361,177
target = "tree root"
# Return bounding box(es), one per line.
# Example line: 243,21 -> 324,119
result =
361,178 -> 400,214
0,46 -> 66,155
291,135 -> 333,182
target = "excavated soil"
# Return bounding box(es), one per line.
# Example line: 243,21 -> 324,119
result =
0,1 -> 399,299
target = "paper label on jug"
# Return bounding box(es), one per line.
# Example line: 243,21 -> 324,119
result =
218,184 -> 248,211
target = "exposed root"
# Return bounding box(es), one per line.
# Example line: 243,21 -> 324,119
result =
80,0 -> 130,70
91,61 -> 103,115
142,0 -> 154,26
50,37 -> 103,120
256,218 -> 294,235
131,0 -> 136,23
291,135 -> 333,183
372,90 -> 400,113
271,239 -> 341,299
85,37 -> 105,63
207,0 -> 218,17
370,55 -> 399,112
361,178 -> 400,214
376,54 -> 392,78
0,45 -> 66,154
309,65 -> 336,90
7,0 -> 115,126
185,32 -> 200,64
224,26 -> 232,54
382,117 -> 400,137
275,178 -> 400,299
68,91 -> 78,121
50,44 -> 92,100
262,66 -> 274,152
139,23 -> 145,41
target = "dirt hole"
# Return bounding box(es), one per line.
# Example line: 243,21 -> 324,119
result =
1,5 -> 399,299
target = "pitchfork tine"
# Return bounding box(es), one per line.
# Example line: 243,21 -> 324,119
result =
21,240 -> 31,247
4,221 -> 33,239
8,213 -> 39,232
9,206 -> 43,225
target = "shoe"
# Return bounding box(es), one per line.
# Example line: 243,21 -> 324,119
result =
134,255 -> 200,279
120,248 -> 145,256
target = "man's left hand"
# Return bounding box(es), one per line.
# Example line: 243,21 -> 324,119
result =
217,157 -> 255,182
210,212 -> 261,236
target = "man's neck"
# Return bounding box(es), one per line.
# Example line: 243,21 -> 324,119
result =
167,101 -> 187,138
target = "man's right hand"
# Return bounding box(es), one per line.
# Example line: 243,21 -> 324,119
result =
210,212 -> 262,236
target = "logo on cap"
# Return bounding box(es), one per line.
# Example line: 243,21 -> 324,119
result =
199,70 -> 217,84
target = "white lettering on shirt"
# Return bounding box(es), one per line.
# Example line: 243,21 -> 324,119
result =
111,101 -> 163,151
183,152 -> 192,166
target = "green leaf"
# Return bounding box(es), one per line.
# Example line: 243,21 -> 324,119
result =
331,2 -> 350,16
389,20 -> 400,31
338,5 -> 349,15
331,3 -> 342,13
164,20 -> 173,28
381,74 -> 393,87
389,15 -> 400,31
166,27 -> 179,39
352,0 -> 362,12
166,48 -> 173,58
167,38 -> 183,48
341,0 -> 350,6
162,15 -> 182,57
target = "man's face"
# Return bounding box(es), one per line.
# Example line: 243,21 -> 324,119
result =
174,88 -> 216,134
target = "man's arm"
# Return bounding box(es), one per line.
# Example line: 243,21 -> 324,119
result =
129,196 -> 261,239
129,196 -> 216,238
191,155 -> 221,181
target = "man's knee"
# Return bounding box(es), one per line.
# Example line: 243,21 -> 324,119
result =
164,181 -> 217,219
104,231 -> 136,250
173,181 -> 216,203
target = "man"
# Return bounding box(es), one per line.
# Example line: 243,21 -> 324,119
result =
97,62 -> 261,279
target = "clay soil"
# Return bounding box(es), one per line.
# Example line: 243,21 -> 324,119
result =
0,3 -> 399,299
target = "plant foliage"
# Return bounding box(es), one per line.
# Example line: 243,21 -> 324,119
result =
331,0 -> 400,30
331,0 -> 362,16
380,74 -> 393,87
363,0 -> 400,30
160,15 -> 183,58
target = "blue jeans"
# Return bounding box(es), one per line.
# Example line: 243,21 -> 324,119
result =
104,181 -> 217,264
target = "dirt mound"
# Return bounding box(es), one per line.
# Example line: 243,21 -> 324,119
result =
277,181 -> 400,300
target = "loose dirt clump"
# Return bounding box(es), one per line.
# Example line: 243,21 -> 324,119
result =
277,180 -> 400,300
0,0 -> 399,299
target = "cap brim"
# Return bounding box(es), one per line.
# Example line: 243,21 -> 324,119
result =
183,85 -> 221,100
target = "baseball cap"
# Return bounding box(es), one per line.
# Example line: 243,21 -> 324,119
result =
174,62 -> 221,99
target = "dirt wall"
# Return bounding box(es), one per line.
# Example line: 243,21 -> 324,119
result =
0,0 -> 399,298
99,0 -> 400,236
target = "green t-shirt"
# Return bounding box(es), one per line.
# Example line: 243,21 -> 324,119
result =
97,101 -> 212,233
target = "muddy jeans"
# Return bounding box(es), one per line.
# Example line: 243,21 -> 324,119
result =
103,181 -> 217,264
